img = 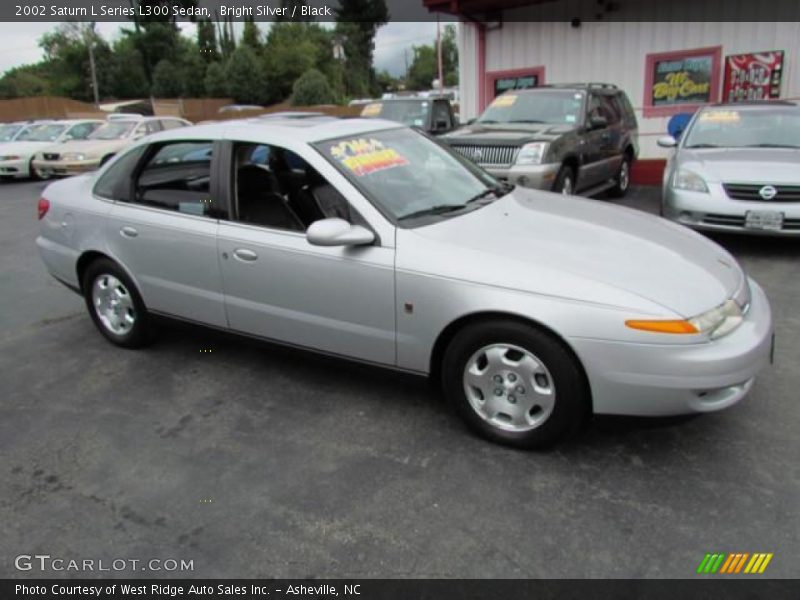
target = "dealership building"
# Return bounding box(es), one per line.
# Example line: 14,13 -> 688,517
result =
424,0 -> 800,183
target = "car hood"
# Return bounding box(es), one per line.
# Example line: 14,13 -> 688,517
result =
57,138 -> 129,157
402,188 -> 743,317
443,123 -> 576,145
0,140 -> 52,157
678,147 -> 800,184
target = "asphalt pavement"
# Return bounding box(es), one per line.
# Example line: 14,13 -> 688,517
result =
1,180 -> 798,578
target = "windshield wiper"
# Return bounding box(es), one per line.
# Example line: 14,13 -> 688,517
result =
508,119 -> 546,124
466,183 -> 514,205
398,204 -> 468,221
743,143 -> 800,149
685,143 -> 720,148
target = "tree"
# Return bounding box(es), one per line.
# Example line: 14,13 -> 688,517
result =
152,59 -> 183,97
0,65 -> 51,98
335,0 -> 388,98
263,22 -> 329,104
292,68 -> 333,105
107,36 -> 149,99
241,18 -> 261,50
227,45 -> 265,104
196,18 -> 218,62
204,61 -> 228,97
405,25 -> 459,90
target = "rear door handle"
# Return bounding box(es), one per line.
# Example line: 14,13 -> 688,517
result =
120,226 -> 138,238
233,248 -> 258,262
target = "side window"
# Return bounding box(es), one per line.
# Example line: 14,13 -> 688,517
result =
432,101 -> 452,130
93,145 -> 147,201
232,141 -> 355,232
132,141 -> 214,216
599,96 -> 621,125
145,120 -> 162,134
66,122 -> 97,140
160,119 -> 186,131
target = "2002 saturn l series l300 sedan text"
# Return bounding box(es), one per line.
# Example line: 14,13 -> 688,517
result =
36,115 -> 774,448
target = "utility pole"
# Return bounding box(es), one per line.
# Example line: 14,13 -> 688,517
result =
86,22 -> 100,107
436,15 -> 444,94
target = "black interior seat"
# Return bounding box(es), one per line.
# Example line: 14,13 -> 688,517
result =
237,164 -> 303,231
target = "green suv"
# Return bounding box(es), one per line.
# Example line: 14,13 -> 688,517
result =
442,83 -> 639,197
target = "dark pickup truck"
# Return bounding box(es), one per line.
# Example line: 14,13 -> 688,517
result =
442,83 -> 639,197
360,97 -> 457,135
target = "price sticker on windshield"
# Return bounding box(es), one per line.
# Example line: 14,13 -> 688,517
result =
361,103 -> 383,117
699,110 -> 741,123
491,94 -> 517,108
330,138 -> 409,177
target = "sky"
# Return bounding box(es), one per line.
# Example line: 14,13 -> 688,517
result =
0,20 -> 441,78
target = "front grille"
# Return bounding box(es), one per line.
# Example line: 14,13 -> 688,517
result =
723,183 -> 800,202
449,144 -> 520,166
43,153 -> 60,161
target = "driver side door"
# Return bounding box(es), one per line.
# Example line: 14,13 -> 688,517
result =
216,141 -> 397,366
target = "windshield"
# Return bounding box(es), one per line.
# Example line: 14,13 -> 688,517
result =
315,127 -> 509,226
16,124 -> 67,142
478,90 -> 586,125
361,101 -> 430,127
89,121 -> 136,140
0,124 -> 24,142
684,106 -> 800,148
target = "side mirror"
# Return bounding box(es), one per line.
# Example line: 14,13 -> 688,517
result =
589,115 -> 608,129
466,118 -> 476,126
657,135 -> 678,148
306,218 -> 375,247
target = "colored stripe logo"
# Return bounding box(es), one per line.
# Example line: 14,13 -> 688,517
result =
697,553 -> 773,574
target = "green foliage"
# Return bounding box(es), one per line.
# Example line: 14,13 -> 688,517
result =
334,0 -> 388,98
204,61 -> 228,97
227,45 -> 266,104
152,59 -> 182,97
406,24 -> 458,91
241,19 -> 261,50
292,68 -> 334,106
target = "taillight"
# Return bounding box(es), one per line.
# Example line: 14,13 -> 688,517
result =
37,198 -> 50,220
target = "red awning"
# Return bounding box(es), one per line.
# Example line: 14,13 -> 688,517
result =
422,0 -> 555,17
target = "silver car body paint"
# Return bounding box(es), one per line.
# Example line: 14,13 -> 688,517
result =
37,118 -> 773,417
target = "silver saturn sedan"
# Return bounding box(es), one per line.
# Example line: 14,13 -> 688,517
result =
661,101 -> 800,234
36,116 -> 773,448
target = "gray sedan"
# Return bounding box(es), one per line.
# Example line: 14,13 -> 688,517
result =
36,116 -> 773,448
661,101 -> 800,234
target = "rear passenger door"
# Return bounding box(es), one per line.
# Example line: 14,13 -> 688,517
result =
101,140 -> 228,327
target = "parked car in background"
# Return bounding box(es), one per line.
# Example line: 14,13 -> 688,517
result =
36,117 -> 771,448
0,120 -> 103,181
32,115 -> 190,177
360,97 -> 457,135
0,120 -> 52,144
218,104 -> 264,114
661,101 -> 800,235
442,83 -> 638,197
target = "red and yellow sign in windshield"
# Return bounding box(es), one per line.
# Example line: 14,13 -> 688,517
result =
330,138 -> 409,177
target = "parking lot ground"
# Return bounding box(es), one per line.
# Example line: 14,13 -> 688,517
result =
1,180 -> 798,578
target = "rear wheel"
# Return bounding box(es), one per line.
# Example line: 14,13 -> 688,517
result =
552,165 -> 575,195
82,259 -> 152,348
607,155 -> 632,198
441,320 -> 590,448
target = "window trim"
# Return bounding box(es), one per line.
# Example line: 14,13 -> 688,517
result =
125,138 -> 225,219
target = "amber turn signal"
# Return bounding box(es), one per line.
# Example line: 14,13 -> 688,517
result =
625,319 -> 699,334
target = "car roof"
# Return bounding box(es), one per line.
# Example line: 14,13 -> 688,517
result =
144,116 -> 401,145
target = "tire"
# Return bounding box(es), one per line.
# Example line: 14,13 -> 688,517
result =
82,258 -> 152,348
607,155 -> 632,198
28,158 -> 41,181
552,165 -> 575,195
441,320 -> 590,449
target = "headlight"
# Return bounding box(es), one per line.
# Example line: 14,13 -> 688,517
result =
516,142 -> 549,166
62,153 -> 87,161
626,299 -> 744,339
672,168 -> 708,193
0,155 -> 21,161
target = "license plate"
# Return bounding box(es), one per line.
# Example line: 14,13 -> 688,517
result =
745,210 -> 783,231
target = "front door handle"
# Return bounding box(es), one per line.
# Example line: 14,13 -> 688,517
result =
233,248 -> 258,262
120,226 -> 138,238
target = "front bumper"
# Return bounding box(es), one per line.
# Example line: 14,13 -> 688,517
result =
32,158 -> 101,177
663,183 -> 800,235
482,162 -> 561,191
570,278 -> 773,416
0,158 -> 28,178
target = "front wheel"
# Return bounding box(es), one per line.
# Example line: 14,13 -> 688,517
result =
552,165 -> 575,195
82,259 -> 152,348
441,320 -> 590,449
